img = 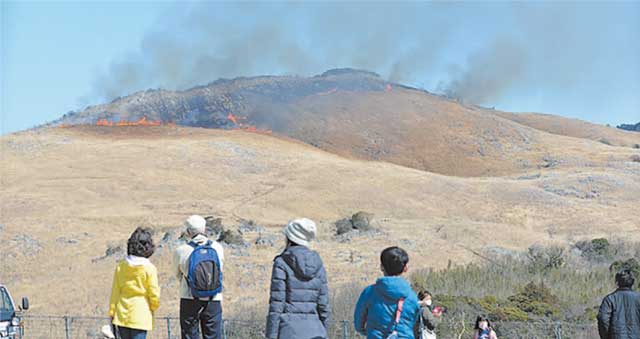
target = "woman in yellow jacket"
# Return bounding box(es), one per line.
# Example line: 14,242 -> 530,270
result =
109,227 -> 160,339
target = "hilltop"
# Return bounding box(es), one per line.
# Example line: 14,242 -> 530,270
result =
52,69 -> 640,177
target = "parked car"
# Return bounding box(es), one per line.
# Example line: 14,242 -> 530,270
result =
0,285 -> 28,339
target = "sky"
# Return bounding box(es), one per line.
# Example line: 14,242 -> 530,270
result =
1,1 -> 639,134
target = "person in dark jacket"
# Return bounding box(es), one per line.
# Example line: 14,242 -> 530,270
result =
413,290 -> 441,338
597,269 -> 640,339
354,246 -> 420,339
265,218 -> 330,339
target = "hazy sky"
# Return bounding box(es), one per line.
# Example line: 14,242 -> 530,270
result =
2,1 -> 639,134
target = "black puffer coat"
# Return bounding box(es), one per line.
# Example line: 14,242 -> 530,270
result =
597,287 -> 640,339
265,245 -> 330,339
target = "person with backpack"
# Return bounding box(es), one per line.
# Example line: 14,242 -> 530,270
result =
597,269 -> 640,339
173,215 -> 224,339
265,218 -> 331,339
109,227 -> 160,339
354,246 -> 420,339
473,316 -> 498,339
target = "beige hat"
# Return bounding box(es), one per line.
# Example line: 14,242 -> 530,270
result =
185,215 -> 206,236
284,218 -> 317,247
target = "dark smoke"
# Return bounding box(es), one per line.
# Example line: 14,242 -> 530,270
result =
90,3 -> 454,102
439,38 -> 527,104
89,2 -> 634,108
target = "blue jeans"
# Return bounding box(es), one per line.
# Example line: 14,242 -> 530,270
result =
113,325 -> 147,339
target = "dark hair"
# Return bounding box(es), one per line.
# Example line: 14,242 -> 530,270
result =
616,269 -> 635,288
418,290 -> 432,301
380,246 -> 409,276
474,315 -> 492,330
127,227 -> 155,258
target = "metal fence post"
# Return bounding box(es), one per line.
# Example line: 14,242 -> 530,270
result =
343,320 -> 348,339
554,322 -> 562,339
166,317 -> 172,339
223,319 -> 227,339
64,316 -> 70,339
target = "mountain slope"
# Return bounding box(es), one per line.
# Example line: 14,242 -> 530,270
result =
495,112 -> 640,148
54,69 -> 640,177
1,126 -> 639,315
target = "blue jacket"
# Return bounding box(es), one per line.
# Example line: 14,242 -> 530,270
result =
354,276 -> 420,339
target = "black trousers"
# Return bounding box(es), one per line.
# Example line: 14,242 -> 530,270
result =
180,298 -> 223,339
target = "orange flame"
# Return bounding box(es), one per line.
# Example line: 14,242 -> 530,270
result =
94,116 -> 162,127
227,112 -> 271,134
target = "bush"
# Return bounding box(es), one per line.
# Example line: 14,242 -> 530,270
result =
527,245 -> 565,272
610,258 -> 640,285
576,238 -> 612,262
205,216 -> 224,236
508,282 -> 560,318
631,154 -> 640,162
219,229 -> 245,246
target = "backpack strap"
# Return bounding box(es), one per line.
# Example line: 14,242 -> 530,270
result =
393,298 -> 404,330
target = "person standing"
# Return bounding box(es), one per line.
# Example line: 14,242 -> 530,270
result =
354,246 -> 421,339
597,269 -> 640,339
174,215 -> 225,339
414,290 -> 441,339
109,227 -> 160,339
265,218 -> 331,339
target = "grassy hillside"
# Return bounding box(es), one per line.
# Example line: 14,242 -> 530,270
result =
1,125 -> 639,317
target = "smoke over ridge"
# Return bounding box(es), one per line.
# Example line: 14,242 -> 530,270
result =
90,2 -> 634,108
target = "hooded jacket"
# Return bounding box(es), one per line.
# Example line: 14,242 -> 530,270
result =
354,276 -> 420,339
265,245 -> 330,339
597,287 -> 640,339
109,256 -> 160,331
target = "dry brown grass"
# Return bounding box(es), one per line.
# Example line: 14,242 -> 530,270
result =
0,125 -> 639,318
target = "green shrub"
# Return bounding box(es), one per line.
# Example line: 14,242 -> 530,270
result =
610,258 -> 640,286
507,282 -> 561,318
490,306 -> 529,322
576,238 -> 612,262
527,245 -> 565,272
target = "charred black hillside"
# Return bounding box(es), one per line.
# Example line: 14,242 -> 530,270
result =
54,68 -> 393,130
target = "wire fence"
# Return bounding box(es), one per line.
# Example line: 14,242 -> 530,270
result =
21,315 -> 599,339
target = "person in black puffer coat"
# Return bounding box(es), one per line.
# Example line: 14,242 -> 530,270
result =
597,269 -> 640,339
265,218 -> 331,339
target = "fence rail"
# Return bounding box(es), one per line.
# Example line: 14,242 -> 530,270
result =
20,315 -> 599,339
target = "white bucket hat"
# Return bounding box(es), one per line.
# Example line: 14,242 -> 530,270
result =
284,218 -> 317,247
184,215 -> 206,237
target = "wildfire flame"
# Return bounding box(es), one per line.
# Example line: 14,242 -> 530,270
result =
95,116 -> 162,126
227,113 -> 272,134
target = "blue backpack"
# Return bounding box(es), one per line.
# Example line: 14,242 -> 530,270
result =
186,240 -> 223,299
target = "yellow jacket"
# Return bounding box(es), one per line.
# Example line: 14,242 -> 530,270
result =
109,257 -> 160,331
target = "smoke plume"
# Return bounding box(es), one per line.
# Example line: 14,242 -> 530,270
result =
89,2 -> 638,108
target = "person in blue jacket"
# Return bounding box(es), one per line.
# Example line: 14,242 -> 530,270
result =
354,246 -> 420,339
